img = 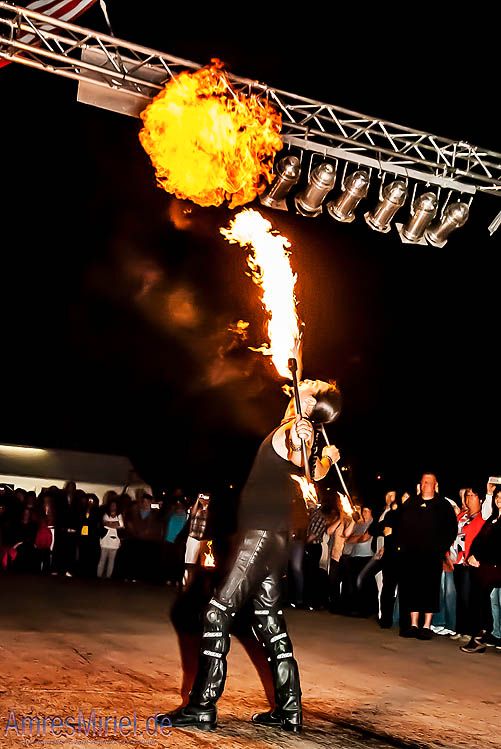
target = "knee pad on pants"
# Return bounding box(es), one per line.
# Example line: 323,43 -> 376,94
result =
201,598 -> 231,658
252,606 -> 294,661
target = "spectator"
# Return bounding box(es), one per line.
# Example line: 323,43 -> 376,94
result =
76,494 -> 100,577
481,478 -> 501,520
326,497 -> 355,613
431,498 -> 460,637
102,490 -> 119,513
378,492 -> 409,628
97,499 -> 124,579
37,493 -> 57,573
0,496 -> 16,571
123,471 -> 154,505
451,486 -> 485,641
163,497 -> 188,586
54,484 -> 79,577
397,473 -> 457,639
12,507 -> 37,572
124,493 -> 163,583
460,486 -> 501,653
182,492 -> 212,589
344,505 -> 377,617
303,503 -> 329,609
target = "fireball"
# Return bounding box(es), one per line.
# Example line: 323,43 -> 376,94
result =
139,60 -> 282,208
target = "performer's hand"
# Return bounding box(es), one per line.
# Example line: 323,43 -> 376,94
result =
293,416 -> 314,444
322,445 -> 340,464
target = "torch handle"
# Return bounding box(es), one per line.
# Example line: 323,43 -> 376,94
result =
320,424 -> 354,508
288,358 -> 312,482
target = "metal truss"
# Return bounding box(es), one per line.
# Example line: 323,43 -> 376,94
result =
1,1 -> 500,205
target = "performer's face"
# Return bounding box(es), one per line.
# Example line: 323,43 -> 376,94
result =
286,379 -> 331,419
300,379 -> 331,394
301,379 -> 333,413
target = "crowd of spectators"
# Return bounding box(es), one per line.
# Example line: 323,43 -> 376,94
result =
294,474 -> 501,656
1,473 -> 500,657
0,481 -> 198,584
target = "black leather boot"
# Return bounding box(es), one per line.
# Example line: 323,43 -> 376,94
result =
251,709 -> 282,727
249,563 -> 303,734
156,704 -> 217,732
276,660 -> 302,731
281,709 -> 302,733
158,597 -> 231,732
251,708 -> 302,733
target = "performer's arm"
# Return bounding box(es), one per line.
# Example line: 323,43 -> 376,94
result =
313,444 -> 340,480
272,416 -> 313,467
273,417 -> 340,474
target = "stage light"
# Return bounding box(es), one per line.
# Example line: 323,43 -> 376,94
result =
397,191 -> 437,244
488,209 -> 501,236
259,155 -> 301,210
327,169 -> 370,223
294,161 -> 336,217
364,179 -> 408,233
424,202 -> 469,247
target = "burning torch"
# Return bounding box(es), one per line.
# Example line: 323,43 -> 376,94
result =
320,424 -> 355,516
288,356 -> 312,482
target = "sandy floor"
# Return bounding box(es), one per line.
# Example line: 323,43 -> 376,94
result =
0,574 -> 500,749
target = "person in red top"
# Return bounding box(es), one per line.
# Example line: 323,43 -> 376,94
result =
455,498 -> 485,564
452,487 -> 485,640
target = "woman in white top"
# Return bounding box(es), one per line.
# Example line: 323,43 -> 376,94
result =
97,500 -> 124,578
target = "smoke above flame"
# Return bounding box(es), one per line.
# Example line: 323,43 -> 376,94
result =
220,209 -> 302,379
139,60 -> 282,209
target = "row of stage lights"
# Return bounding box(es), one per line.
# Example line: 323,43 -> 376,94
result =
259,155 -> 471,247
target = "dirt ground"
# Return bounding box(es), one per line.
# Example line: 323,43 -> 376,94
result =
0,573 -> 500,749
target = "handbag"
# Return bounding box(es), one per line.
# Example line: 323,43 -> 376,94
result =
35,524 -> 53,550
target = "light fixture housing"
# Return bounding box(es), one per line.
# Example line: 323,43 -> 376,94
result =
294,161 -> 336,217
397,191 -> 438,244
327,170 -> 370,223
425,202 -> 469,247
364,180 -> 407,233
259,155 -> 301,211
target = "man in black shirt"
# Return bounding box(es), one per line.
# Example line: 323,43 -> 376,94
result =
397,473 -> 458,639
157,379 -> 341,733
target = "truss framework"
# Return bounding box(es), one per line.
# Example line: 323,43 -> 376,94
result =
1,1 -> 500,206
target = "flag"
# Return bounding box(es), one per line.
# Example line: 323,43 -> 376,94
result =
0,0 -> 98,67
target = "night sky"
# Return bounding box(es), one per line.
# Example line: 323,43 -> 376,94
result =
1,3 -> 499,502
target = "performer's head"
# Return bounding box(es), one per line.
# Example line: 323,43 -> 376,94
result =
285,379 -> 341,425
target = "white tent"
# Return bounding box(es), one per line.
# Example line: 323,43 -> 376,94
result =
0,444 -> 137,500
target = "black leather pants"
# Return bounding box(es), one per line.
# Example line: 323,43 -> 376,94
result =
189,530 -> 302,718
